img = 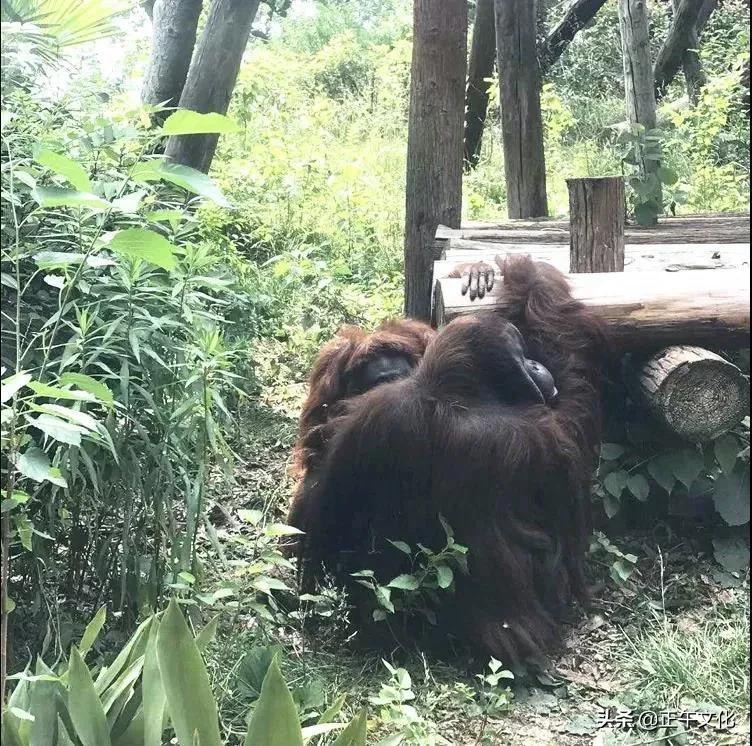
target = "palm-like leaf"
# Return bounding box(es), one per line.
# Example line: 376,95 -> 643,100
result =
1,0 -> 125,48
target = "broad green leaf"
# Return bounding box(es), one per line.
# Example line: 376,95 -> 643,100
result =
626,474 -> 650,502
648,457 -> 676,494
715,434 -> 741,475
59,374 -> 114,406
317,694 -> 347,725
28,659 -> 62,746
1,715 -> 23,746
670,449 -> 704,490
106,229 -> 176,271
600,443 -> 626,461
27,414 -> 84,446
244,657 -> 304,746
387,540 -> 412,555
195,615 -> 220,652
34,148 -> 92,192
713,467 -> 750,527
31,186 -> 110,211
436,565 -> 454,589
603,495 -> 621,519
1,491 -> 30,514
604,470 -> 628,498
95,617 -> 152,696
1,372 -> 31,403
713,535 -> 750,573
13,514 -> 33,550
28,381 -> 96,402
143,616 -> 166,746
265,523 -> 305,537
156,599 -> 221,746
16,447 -> 68,487
68,646 -> 112,746
331,709 -> 367,745
161,110 -> 240,136
387,575 -> 420,591
657,166 -> 679,186
302,723 -> 347,742
156,163 -> 229,207
79,607 -> 106,660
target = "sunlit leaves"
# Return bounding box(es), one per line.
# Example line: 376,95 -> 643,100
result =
34,148 -> 92,191
105,229 -> 177,270
161,110 -> 240,136
31,186 -> 110,210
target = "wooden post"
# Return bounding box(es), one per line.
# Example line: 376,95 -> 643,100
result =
618,0 -> 661,224
568,177 -> 626,273
628,347 -> 751,441
494,0 -> 549,219
404,0 -> 468,321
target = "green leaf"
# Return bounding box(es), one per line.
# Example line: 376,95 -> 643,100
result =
332,709 -> 368,746
657,166 -> 679,186
156,599 -> 221,746
713,467 -> 750,527
161,110 -> 240,136
156,163 -> 229,207
1,372 -> 31,403
28,659 -> 62,746
715,434 -> 741,475
34,148 -> 92,192
713,535 -> 750,573
1,716 -> 23,746
31,186 -> 110,211
1,491 -> 29,514
27,381 -> 97,402
59,374 -> 114,406
603,495 -> 621,519
79,607 -> 106,660
436,565 -> 454,589
14,515 -> 33,551
648,457 -> 676,494
27,414 -> 84,446
387,540 -> 412,555
245,657 -> 304,746
16,447 -> 68,487
143,618 -> 166,746
264,523 -> 305,537
195,615 -> 220,652
387,575 -> 421,591
68,646 -> 112,746
604,470 -> 629,498
105,229 -> 176,271
317,694 -> 347,725
626,474 -> 650,502
600,443 -> 626,461
671,449 -> 705,490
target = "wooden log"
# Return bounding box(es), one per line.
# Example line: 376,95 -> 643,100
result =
436,243 -> 751,273
432,269 -> 751,350
628,346 -> 750,441
568,177 -> 626,273
434,214 -> 751,248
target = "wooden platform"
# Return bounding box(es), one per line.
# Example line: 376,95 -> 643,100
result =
431,213 -> 751,347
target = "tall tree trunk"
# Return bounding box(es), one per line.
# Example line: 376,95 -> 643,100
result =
164,0 -> 260,173
672,0 -> 707,103
539,0 -> 609,73
654,0 -> 705,101
464,0 -> 496,169
142,0 -> 203,120
695,0 -> 718,34
618,0 -> 661,222
495,0 -> 548,219
404,0 -> 468,321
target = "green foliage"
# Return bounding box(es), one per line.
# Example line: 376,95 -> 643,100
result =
352,517 -> 468,627
0,601 -> 367,745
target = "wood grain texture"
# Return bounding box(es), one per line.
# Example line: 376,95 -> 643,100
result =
433,269 -> 751,350
404,0 -> 467,320
568,177 -> 626,273
494,0 -> 548,218
628,346 -> 750,440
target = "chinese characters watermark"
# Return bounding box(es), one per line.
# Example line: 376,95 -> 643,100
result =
596,707 -> 737,732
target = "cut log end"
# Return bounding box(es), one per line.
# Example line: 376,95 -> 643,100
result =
630,346 -> 751,441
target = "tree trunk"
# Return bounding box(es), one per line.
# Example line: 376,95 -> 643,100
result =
539,0 -> 609,73
142,0 -> 203,120
164,0 -> 261,173
654,0 -> 705,101
618,0 -> 661,223
670,0 -> 707,103
627,346 -> 750,441
404,0 -> 468,321
433,268 -> 751,351
568,177 -> 626,273
464,0 -> 496,169
495,0 -> 549,219
696,0 -> 718,35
